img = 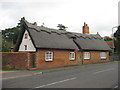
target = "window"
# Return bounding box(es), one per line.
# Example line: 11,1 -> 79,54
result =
45,51 -> 53,61
25,33 -> 28,39
84,52 -> 90,59
70,52 -> 75,60
100,52 -> 106,59
24,45 -> 27,50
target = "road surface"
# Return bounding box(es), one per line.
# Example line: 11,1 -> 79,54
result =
2,62 -> 118,89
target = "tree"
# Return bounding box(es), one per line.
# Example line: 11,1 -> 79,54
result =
114,26 -> 120,40
114,26 -> 120,53
2,38 -> 11,52
103,36 -> 113,41
57,24 -> 68,31
2,27 -> 20,44
2,27 -> 20,52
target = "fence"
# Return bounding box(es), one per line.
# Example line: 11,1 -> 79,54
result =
110,54 -> 120,61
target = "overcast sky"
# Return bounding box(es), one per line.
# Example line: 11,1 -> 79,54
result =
0,0 -> 119,37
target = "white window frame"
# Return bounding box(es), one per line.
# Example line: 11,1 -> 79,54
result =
45,51 -> 53,61
100,52 -> 106,59
24,45 -> 27,50
24,33 -> 28,39
70,52 -> 75,60
84,52 -> 90,59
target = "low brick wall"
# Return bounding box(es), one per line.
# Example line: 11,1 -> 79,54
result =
2,52 -> 28,70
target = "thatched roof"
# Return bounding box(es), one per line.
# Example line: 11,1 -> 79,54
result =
14,18 -> 111,52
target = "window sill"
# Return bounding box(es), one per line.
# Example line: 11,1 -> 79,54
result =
101,58 -> 106,60
45,60 -> 53,62
70,59 -> 75,61
84,58 -> 90,60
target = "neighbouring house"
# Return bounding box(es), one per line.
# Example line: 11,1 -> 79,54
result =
105,41 -> 114,49
13,17 -> 111,69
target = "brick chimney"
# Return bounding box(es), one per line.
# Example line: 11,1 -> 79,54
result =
82,22 -> 89,34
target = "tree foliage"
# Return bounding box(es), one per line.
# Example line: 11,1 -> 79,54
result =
103,36 -> 113,41
114,26 -> 120,40
2,27 -> 20,44
114,26 -> 120,53
2,27 -> 20,52
57,24 -> 68,31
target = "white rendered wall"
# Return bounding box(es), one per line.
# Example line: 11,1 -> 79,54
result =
19,30 -> 36,52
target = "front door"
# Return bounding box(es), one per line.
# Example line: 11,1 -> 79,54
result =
30,53 -> 36,68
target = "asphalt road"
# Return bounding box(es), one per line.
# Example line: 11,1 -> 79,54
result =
2,62 -> 118,88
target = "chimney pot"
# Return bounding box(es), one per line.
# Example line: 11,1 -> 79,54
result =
82,22 -> 89,34
84,22 -> 86,25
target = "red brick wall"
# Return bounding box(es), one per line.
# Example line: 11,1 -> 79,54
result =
1,50 -> 110,70
2,52 -> 29,70
82,51 -> 110,64
33,49 -> 80,69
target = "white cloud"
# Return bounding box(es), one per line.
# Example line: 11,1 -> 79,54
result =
0,0 -> 119,36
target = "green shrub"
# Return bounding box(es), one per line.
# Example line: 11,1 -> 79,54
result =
3,65 -> 15,70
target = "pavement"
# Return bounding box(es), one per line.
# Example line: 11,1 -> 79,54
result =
2,65 -> 84,80
2,61 -> 119,88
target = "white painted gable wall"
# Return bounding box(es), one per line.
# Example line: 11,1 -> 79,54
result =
19,30 -> 36,52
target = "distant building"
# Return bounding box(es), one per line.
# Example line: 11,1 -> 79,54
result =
105,41 -> 114,49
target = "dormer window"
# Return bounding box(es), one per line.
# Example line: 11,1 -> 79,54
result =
25,33 -> 28,39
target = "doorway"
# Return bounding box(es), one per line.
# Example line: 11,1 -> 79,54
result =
30,53 -> 36,68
